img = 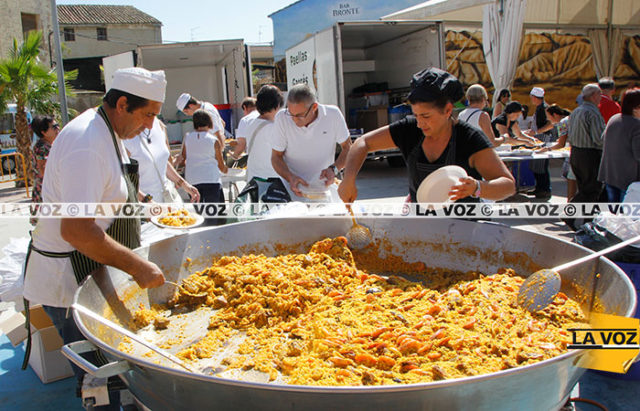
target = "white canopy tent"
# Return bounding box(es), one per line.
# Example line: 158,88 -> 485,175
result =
482,0 -> 527,105
384,0 -> 640,93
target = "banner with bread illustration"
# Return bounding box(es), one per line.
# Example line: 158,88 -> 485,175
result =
447,31 -> 640,111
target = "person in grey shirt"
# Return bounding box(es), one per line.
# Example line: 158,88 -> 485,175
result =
598,88 -> 640,202
567,83 -> 606,204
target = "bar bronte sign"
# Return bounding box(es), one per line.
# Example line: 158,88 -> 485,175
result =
331,2 -> 361,17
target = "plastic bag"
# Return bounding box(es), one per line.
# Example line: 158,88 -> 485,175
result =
574,222 -> 640,263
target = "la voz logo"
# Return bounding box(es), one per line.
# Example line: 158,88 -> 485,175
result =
568,328 -> 639,350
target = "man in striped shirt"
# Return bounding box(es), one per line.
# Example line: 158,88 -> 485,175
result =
567,83 -> 606,205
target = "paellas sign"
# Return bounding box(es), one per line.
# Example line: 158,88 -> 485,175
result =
286,36 -> 316,93
330,2 -> 361,18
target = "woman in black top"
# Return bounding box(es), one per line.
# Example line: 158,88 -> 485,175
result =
338,68 -> 515,203
491,101 -> 535,144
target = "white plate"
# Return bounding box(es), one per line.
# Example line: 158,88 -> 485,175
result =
225,168 -> 246,177
416,165 -> 468,203
150,213 -> 205,229
510,149 -> 534,156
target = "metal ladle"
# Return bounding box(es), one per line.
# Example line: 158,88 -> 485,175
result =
345,205 -> 372,249
72,304 -> 199,373
518,234 -> 640,312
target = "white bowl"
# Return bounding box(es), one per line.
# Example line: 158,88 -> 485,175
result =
416,165 -> 468,203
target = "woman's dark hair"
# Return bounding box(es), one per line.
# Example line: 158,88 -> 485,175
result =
31,115 -> 54,138
621,88 -> 640,116
256,85 -> 283,114
408,94 -> 451,111
498,89 -> 511,100
103,89 -> 148,112
504,101 -> 523,114
192,109 -> 213,129
521,104 -> 529,118
546,104 -> 571,117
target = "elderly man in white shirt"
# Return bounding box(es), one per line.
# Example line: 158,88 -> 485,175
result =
23,67 -> 167,409
271,84 -> 351,199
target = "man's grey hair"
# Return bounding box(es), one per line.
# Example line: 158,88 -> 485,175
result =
465,84 -> 488,104
287,84 -> 317,106
582,83 -> 601,99
598,77 -> 615,90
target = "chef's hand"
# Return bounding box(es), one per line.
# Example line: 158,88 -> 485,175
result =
338,179 -> 358,203
449,177 -> 479,201
183,182 -> 200,202
320,167 -> 336,186
288,175 -> 308,197
132,260 -> 165,289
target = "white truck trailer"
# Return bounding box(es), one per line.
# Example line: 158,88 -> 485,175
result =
285,21 -> 445,166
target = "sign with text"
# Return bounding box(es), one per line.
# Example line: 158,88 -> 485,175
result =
330,2 -> 361,18
286,36 -> 316,93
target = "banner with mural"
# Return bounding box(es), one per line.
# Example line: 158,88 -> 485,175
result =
446,31 -> 640,111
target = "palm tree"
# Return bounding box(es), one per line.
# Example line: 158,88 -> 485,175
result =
0,31 -> 74,183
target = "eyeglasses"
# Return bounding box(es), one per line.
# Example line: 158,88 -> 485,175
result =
51,123 -> 60,130
285,105 -> 313,119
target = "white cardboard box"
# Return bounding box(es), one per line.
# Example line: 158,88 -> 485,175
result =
28,325 -> 74,383
0,310 -> 28,346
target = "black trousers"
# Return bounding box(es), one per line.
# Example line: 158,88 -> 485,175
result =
194,183 -> 225,226
569,147 -> 604,203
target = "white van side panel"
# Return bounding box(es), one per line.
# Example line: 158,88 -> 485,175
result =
314,26 -> 339,107
365,27 -> 442,89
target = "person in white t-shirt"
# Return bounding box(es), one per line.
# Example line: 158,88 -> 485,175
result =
271,84 -> 351,198
458,84 -> 501,146
176,92 -> 225,147
125,117 -> 199,203
181,109 -> 228,225
23,67 -> 167,409
236,97 -> 260,140
231,85 -> 283,181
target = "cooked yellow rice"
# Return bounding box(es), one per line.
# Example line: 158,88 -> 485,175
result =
127,237 -> 587,386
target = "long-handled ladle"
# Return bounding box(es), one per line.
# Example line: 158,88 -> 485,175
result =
518,234 -> 640,312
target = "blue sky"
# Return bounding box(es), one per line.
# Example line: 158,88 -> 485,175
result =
57,0 -> 295,44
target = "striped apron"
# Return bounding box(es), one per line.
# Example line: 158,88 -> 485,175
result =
22,105 -> 141,368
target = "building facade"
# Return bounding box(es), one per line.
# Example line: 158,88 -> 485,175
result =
0,0 -> 53,68
57,4 -> 162,91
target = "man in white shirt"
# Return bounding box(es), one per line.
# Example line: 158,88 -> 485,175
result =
23,67 -> 167,409
236,96 -> 259,140
271,84 -> 351,198
176,93 -> 225,146
231,85 -> 283,181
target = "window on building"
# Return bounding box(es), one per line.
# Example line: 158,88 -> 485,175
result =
63,28 -> 75,42
21,13 -> 39,39
96,27 -> 107,41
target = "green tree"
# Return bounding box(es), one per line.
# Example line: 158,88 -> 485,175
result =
0,31 -> 75,183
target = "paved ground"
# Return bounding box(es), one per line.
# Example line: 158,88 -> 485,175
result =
1,159 -> 638,410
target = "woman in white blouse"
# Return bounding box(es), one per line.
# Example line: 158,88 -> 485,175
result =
125,117 -> 200,203
181,109 -> 227,225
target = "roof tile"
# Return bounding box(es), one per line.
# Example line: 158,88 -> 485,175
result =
57,5 -> 162,26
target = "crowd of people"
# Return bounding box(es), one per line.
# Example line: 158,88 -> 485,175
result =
17,62 -> 640,409
28,69 -> 640,232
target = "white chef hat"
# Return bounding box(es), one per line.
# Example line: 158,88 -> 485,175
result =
110,67 -> 166,103
530,87 -> 545,98
176,93 -> 191,111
